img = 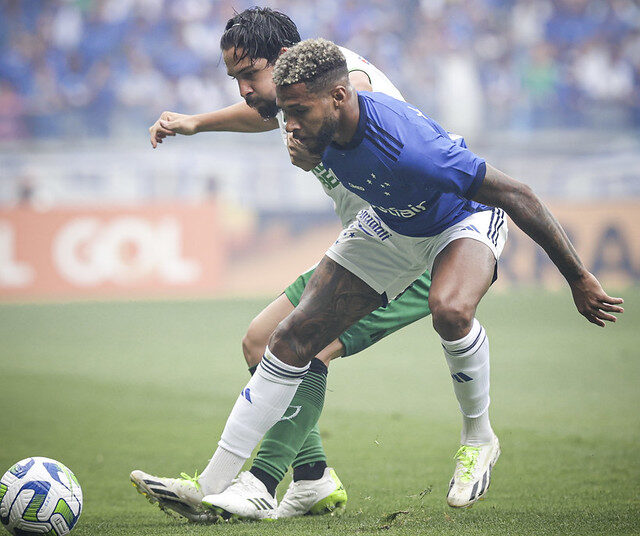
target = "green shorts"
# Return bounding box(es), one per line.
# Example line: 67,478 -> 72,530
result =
284,267 -> 431,357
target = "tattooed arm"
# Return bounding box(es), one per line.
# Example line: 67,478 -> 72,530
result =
472,163 -> 624,327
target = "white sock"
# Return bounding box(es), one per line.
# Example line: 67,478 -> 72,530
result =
460,410 -> 492,446
441,318 -> 494,445
198,446 -> 245,496
198,347 -> 309,495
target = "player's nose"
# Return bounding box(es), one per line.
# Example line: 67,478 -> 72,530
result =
238,80 -> 252,99
285,118 -> 299,133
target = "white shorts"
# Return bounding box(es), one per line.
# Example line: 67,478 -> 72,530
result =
326,207 -> 508,301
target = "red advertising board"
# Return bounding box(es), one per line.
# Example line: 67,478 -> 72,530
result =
0,203 -> 224,300
0,201 -> 638,301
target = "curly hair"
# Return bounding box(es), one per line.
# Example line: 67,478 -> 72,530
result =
273,38 -> 348,92
220,7 -> 301,64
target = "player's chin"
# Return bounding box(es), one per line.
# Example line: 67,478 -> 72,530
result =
256,103 -> 279,120
300,138 -> 327,155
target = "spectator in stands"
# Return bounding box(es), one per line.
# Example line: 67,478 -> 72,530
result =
0,0 -> 637,140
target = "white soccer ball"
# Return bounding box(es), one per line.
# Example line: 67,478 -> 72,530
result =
0,457 -> 82,535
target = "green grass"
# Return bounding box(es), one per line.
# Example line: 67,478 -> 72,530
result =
1,289 -> 639,535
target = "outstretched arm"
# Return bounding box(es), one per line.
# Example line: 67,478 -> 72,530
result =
472,163 -> 624,327
149,102 -> 279,148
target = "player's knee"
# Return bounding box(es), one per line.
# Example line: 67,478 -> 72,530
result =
268,316 -> 313,368
429,294 -> 475,339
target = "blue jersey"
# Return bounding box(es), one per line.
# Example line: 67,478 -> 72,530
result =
322,92 -> 488,237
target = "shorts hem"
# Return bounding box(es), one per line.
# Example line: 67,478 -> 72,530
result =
431,231 -> 500,272
325,249 -> 386,296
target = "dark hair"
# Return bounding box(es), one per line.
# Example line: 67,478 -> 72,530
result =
220,7 -> 301,64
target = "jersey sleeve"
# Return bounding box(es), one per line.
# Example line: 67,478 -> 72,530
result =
395,126 -> 486,199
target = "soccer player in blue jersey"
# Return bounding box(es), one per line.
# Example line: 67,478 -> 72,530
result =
198,37 -> 624,517
133,8 -> 439,522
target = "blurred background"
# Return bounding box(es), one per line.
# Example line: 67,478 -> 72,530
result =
1,0 -> 639,301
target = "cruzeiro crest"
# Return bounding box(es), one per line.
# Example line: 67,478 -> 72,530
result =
311,164 -> 340,190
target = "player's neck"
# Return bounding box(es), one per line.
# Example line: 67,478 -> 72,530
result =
333,90 -> 360,146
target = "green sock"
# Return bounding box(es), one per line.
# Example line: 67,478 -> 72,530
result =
251,358 -> 328,483
292,424 -> 326,468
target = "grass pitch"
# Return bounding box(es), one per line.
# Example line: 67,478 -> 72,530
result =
1,288 -> 638,535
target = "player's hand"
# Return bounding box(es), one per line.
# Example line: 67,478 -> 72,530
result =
149,111 -> 199,148
569,271 -> 624,327
287,133 -> 322,171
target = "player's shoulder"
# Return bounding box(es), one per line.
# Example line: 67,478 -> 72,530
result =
358,92 -> 468,168
360,92 -> 441,137
339,46 -> 404,101
339,46 -> 374,70
360,90 -> 406,110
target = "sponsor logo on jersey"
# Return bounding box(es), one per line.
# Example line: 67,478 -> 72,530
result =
356,210 -> 391,241
371,200 -> 429,219
312,165 -> 340,190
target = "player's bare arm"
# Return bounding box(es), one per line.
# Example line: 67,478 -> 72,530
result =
149,102 -> 278,148
472,163 -> 624,326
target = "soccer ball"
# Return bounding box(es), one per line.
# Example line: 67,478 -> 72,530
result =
0,457 -> 82,535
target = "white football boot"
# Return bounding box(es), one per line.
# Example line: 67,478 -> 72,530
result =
201,471 -> 277,521
446,433 -> 500,508
130,469 -> 217,523
277,467 -> 347,518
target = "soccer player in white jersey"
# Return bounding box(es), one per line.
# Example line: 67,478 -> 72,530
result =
133,8 -> 434,522
132,8 -> 515,521
195,38 -> 623,518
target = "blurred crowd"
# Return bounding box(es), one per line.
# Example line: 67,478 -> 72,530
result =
1,0 -> 639,141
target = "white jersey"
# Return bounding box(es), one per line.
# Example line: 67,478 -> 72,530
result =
277,46 -> 404,228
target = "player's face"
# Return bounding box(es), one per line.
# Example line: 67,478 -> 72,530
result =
223,47 -> 279,119
276,83 -> 338,155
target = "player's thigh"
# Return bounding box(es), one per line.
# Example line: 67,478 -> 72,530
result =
339,270 -> 431,357
243,293 -> 295,367
429,237 -> 495,319
426,208 -> 507,328
245,265 -> 349,367
327,208 -> 428,301
269,255 -> 383,365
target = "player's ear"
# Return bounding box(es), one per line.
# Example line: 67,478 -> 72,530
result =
331,86 -> 347,107
279,47 -> 287,56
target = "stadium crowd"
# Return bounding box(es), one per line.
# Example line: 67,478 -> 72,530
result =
0,0 -> 639,140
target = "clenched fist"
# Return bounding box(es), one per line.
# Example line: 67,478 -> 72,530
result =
287,133 -> 322,172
